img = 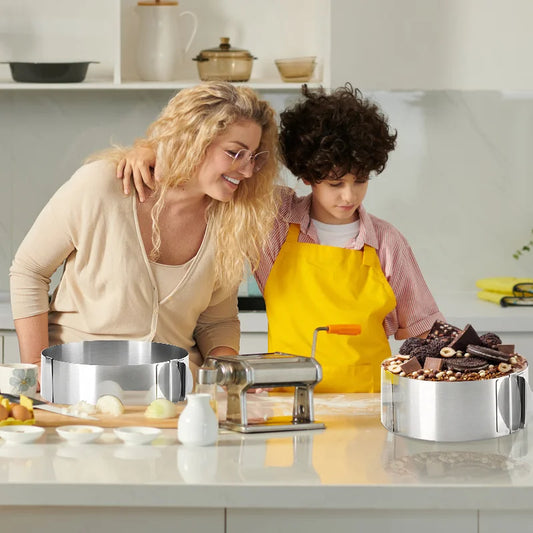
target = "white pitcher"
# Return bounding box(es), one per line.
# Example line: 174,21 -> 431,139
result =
177,393 -> 218,446
136,1 -> 198,82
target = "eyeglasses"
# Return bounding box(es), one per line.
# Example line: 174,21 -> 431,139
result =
223,149 -> 269,174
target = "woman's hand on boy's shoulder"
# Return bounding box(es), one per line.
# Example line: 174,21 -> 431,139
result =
116,146 -> 156,202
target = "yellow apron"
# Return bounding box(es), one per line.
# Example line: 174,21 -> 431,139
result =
263,224 -> 396,393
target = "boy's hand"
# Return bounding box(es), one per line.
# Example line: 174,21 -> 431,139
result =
116,146 -> 156,203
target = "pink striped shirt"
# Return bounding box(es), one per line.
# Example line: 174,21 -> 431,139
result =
255,187 -> 444,340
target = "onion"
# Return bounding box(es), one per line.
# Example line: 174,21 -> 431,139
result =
66,400 -> 97,417
144,398 -> 177,419
96,395 -> 124,417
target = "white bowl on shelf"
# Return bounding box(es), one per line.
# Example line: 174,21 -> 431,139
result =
114,426 -> 161,445
56,425 -> 103,444
0,425 -> 45,444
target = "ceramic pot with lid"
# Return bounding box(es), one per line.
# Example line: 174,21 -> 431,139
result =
192,37 -> 256,82
136,0 -> 198,82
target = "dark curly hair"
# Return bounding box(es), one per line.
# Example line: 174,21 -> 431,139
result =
279,84 -> 397,183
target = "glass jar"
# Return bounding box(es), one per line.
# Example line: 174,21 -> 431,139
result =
195,367 -> 219,419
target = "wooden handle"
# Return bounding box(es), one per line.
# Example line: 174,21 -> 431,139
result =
326,324 -> 362,336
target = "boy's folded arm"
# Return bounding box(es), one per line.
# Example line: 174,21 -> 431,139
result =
378,231 -> 444,341
116,142 -> 157,201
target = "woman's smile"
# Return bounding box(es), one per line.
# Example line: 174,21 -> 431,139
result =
222,174 -> 240,187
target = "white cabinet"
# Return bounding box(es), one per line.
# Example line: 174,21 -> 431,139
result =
239,312 -> 268,354
0,0 -> 329,90
479,511 -> 533,533
240,333 -> 268,355
227,509 -> 478,533
1,507 -> 224,533
0,331 -> 19,364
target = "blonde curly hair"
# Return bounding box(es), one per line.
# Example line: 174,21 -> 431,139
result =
91,82 -> 280,288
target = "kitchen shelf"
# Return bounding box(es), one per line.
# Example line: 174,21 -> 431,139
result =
0,80 -> 323,91
0,0 -> 329,91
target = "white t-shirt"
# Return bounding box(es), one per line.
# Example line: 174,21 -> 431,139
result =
150,259 -> 192,301
312,219 -> 360,248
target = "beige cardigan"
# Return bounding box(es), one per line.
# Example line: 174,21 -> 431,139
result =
10,160 -> 240,366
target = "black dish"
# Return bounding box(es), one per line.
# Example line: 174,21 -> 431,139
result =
3,62 -> 98,83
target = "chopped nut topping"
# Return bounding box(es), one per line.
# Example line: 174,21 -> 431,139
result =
440,347 -> 456,358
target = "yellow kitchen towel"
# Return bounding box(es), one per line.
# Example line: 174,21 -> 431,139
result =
477,290 -> 511,305
476,277 -> 533,295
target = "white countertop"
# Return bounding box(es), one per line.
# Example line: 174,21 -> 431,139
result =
0,290 -> 12,331
239,291 -> 533,333
1,290 -> 532,334
0,393 -> 533,510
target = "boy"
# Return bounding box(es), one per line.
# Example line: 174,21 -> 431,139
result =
254,85 -> 444,392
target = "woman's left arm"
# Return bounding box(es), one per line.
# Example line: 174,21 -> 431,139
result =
208,345 -> 238,356
194,287 -> 241,359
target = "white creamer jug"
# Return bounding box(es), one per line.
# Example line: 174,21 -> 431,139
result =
177,393 -> 218,446
136,1 -> 198,82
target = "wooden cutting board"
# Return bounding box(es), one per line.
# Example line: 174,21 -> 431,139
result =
34,404 -> 185,429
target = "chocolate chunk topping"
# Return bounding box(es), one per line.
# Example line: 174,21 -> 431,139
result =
466,344 -> 512,363
410,345 -> 433,363
448,324 -> 482,352
446,356 -> 489,372
410,337 -> 453,362
479,332 -> 502,349
427,320 -> 461,339
427,337 -> 451,355
400,356 -> 422,374
423,357 -> 444,371
497,344 -> 516,354
399,337 -> 426,355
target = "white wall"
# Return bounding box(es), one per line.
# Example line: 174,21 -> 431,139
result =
365,90 -> 533,293
1,89 -> 532,296
330,0 -> 533,90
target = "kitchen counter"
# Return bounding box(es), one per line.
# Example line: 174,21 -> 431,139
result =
1,393 -> 533,533
1,290 -> 532,333
3,290 -> 532,368
239,291 -> 533,365
239,290 -> 533,333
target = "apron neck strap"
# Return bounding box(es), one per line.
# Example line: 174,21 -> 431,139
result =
287,223 -> 300,242
362,244 -> 379,267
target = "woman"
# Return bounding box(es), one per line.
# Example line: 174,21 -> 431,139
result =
9,82 -> 280,382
